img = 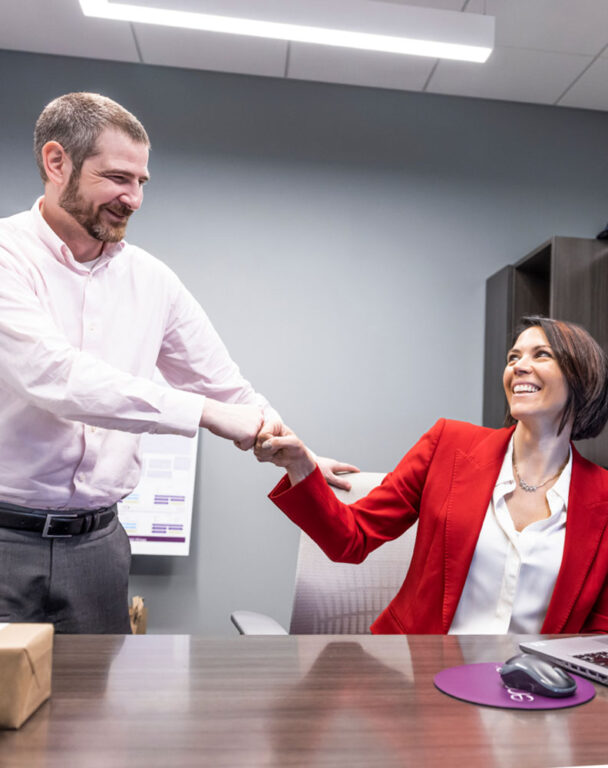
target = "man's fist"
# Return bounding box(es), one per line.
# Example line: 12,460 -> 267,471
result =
200,400 -> 264,451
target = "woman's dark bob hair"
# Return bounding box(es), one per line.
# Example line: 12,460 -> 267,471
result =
505,315 -> 608,441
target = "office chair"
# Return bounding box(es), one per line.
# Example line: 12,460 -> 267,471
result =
231,471 -> 418,635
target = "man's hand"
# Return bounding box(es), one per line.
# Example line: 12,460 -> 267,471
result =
314,456 -> 360,491
199,399 -> 264,451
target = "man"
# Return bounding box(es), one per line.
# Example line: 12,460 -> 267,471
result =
0,92 -> 355,634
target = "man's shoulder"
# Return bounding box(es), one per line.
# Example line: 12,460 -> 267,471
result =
118,241 -> 177,277
0,209 -> 38,261
0,209 -> 34,238
115,242 -> 184,294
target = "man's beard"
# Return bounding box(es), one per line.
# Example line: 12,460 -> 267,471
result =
59,171 -> 131,243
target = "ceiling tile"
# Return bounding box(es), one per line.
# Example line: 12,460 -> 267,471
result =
287,42 -> 435,92
0,0 -> 139,62
466,0 -> 608,56
558,57 -> 608,111
132,24 -> 287,77
1,0 -> 606,111
428,46 -> 592,105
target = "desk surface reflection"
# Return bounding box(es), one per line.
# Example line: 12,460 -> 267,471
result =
1,633 -> 607,768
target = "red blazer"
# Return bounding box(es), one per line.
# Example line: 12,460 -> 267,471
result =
270,419 -> 608,634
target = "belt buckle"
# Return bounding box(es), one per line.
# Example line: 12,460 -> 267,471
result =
42,513 -> 79,538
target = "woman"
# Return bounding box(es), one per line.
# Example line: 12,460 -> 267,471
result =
255,316 -> 608,634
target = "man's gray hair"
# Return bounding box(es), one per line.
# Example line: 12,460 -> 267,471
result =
34,92 -> 150,181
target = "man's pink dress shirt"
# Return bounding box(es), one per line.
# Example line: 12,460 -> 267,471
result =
0,199 -> 273,510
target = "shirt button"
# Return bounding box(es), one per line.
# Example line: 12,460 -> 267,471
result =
90,426 -> 97,433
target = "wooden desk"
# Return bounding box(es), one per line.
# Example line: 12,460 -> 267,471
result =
1,634 -> 607,767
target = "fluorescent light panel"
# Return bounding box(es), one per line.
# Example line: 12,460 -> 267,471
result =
79,0 -> 494,63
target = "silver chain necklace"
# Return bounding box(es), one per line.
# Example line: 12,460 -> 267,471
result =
512,462 -> 561,493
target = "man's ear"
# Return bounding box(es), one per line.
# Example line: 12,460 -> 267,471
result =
41,141 -> 73,186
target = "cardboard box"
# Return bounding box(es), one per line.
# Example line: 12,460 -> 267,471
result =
0,623 -> 53,729
128,595 -> 147,635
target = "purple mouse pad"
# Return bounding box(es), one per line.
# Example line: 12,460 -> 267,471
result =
434,663 -> 595,710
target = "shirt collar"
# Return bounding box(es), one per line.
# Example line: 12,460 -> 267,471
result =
495,435 -> 516,489
31,197 -> 126,272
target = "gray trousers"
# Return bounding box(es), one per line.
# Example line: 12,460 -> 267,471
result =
0,508 -> 132,634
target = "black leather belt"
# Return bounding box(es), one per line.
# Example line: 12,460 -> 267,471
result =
0,505 -> 117,538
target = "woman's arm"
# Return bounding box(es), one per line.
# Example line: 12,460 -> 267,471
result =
255,422 -> 360,490
580,579 -> 608,634
256,420 -> 446,564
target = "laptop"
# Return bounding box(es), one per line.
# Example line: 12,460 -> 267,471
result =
520,636 -> 608,685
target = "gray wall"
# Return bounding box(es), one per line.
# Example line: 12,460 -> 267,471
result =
1,49 -> 607,634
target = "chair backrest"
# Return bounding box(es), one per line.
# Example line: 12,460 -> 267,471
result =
288,472 -> 418,634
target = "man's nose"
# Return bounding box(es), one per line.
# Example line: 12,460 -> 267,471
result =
118,185 -> 143,211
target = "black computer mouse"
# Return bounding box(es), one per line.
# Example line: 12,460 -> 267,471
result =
499,653 -> 577,698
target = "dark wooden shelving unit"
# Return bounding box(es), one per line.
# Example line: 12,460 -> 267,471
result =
484,236 -> 608,466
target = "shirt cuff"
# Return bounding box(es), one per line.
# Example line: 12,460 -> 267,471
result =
151,389 -> 205,437
262,405 -> 282,424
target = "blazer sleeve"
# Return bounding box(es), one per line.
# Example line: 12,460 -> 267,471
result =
269,419 -> 446,563
580,580 -> 608,633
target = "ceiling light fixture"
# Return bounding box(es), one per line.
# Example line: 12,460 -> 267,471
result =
79,0 -> 494,63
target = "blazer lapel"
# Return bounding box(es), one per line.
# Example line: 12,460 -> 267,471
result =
442,427 -> 514,630
542,447 -> 608,632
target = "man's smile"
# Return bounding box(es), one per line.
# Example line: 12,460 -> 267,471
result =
103,206 -> 130,222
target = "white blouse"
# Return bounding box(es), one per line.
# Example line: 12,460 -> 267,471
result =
449,436 -> 572,635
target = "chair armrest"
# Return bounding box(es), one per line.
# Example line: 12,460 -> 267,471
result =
230,610 -> 288,635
